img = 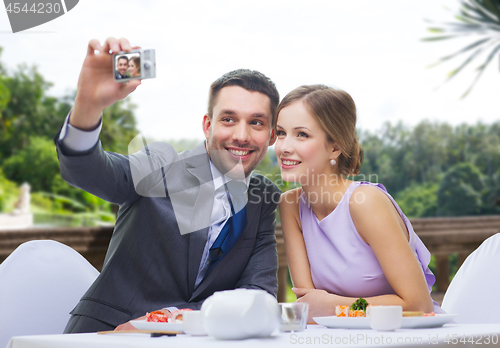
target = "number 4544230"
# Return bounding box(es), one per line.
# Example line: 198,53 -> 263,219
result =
444,334 -> 499,345
5,2 -> 62,14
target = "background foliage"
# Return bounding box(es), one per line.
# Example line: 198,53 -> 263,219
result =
0,49 -> 137,225
0,47 -> 499,225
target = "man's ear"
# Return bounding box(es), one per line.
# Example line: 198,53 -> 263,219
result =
202,114 -> 211,140
269,128 -> 277,146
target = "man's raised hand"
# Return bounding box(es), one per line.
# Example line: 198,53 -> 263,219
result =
70,37 -> 141,130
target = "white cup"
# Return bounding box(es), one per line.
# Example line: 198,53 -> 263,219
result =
183,310 -> 207,336
369,305 -> 402,331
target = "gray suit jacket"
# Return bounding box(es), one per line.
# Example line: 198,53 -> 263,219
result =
55,140 -> 281,328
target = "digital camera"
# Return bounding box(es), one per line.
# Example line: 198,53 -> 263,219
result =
113,49 -> 156,82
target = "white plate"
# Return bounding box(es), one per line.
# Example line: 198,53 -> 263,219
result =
402,314 -> 457,328
313,316 -> 370,329
313,314 -> 457,329
130,319 -> 184,332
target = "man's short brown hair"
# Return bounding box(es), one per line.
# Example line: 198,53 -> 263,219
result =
207,69 -> 280,127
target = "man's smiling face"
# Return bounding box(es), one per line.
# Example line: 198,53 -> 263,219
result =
117,58 -> 128,76
203,85 -> 275,179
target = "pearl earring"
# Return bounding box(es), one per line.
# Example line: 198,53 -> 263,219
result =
330,158 -> 336,166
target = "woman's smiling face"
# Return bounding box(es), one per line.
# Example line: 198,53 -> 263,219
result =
274,100 -> 336,184
128,60 -> 138,76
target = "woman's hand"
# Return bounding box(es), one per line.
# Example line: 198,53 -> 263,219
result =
293,287 -> 336,322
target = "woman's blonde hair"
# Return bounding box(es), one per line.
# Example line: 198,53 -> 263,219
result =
276,85 -> 363,177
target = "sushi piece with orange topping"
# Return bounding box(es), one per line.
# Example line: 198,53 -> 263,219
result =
146,310 -> 169,323
168,308 -> 194,323
335,305 -> 349,317
349,309 -> 366,317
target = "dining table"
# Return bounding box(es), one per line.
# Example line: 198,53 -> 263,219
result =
7,323 -> 500,348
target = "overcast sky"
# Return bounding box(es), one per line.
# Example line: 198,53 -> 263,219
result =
1,0 -> 498,141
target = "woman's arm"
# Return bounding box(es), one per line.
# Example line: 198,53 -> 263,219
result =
294,185 -> 433,321
279,188 -> 315,290
348,185 -> 433,313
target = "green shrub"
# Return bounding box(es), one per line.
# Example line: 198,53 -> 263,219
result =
0,169 -> 19,212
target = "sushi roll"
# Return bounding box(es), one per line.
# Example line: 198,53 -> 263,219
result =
168,308 -> 194,323
335,305 -> 349,317
349,309 -> 365,317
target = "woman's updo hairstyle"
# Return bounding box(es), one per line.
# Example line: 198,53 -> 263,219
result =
276,85 -> 363,177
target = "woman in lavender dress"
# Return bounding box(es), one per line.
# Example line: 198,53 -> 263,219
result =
274,85 -> 443,321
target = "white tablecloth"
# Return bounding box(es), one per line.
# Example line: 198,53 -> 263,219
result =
8,324 -> 500,348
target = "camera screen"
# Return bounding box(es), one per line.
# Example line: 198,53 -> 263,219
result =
114,53 -> 141,80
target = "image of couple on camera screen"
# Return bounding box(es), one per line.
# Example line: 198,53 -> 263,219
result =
114,54 -> 140,79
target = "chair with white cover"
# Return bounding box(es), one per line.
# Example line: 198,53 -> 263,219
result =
0,240 -> 99,348
441,233 -> 500,324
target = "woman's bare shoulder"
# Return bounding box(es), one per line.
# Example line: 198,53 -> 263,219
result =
279,187 -> 303,208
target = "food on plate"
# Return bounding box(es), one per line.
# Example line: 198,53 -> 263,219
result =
335,305 -> 349,317
349,309 -> 365,317
333,299 -> 436,319
146,310 -> 169,323
145,308 -> 194,323
335,298 -> 369,317
403,311 -> 424,317
350,298 -> 369,312
349,298 -> 369,317
168,308 -> 194,323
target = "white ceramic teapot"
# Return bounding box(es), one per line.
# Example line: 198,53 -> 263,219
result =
201,288 -> 279,339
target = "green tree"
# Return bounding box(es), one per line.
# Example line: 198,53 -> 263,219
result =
0,64 -> 66,162
395,183 -> 439,218
437,162 -> 485,216
0,48 -> 12,145
481,167 -> 500,214
100,98 -> 139,154
424,0 -> 500,97
0,60 -> 138,162
358,122 -> 411,194
403,122 -> 454,184
0,169 -> 19,212
0,48 -> 139,223
358,120 -> 500,216
2,136 -> 59,192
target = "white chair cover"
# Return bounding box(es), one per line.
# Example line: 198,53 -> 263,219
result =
0,240 -> 99,348
441,233 -> 500,324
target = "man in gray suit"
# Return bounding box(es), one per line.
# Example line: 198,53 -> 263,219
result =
56,37 -> 281,333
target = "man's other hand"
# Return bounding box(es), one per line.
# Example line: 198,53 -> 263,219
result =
114,309 -> 171,331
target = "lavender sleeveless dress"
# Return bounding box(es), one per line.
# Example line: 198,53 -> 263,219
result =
299,181 -> 443,313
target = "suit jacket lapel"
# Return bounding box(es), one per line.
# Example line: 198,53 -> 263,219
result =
242,175 -> 261,226
189,175 -> 260,299
183,143 -> 214,295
